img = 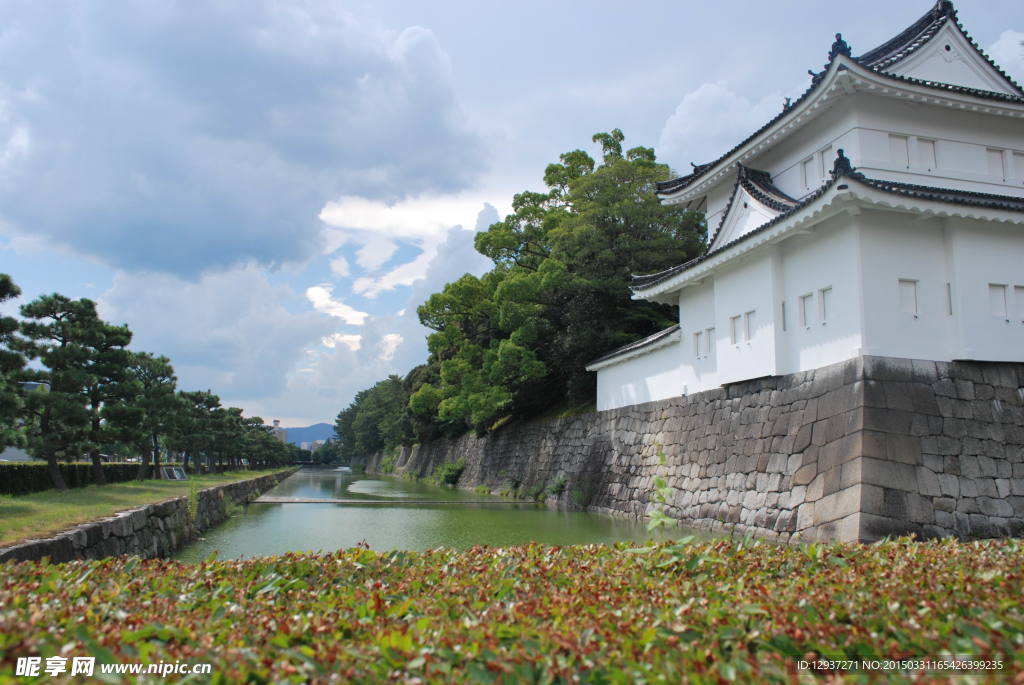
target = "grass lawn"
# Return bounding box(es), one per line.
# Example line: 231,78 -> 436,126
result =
0,469 -> 291,547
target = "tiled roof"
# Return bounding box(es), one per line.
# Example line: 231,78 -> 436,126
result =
856,0 -> 954,69
703,165 -> 797,250
856,0 -> 1024,95
855,176 -> 1024,213
637,151 -> 1024,293
655,1 -> 1024,200
585,324 -> 679,368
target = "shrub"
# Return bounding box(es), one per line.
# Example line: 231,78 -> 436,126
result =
378,449 -> 399,474
431,459 -> 465,486
0,462 -> 143,495
3,539 -> 1022,681
548,476 -> 567,497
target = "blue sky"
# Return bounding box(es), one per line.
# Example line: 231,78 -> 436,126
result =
0,1 -> 1020,426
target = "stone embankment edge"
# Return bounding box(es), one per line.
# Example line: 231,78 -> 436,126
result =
364,355 -> 1024,543
0,468 -> 299,563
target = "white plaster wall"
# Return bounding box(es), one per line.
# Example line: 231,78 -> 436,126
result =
678,281 -> 718,393
752,106 -> 859,201
847,95 -> 1024,197
858,211 -> 954,360
712,256 -> 778,386
704,181 -> 735,236
594,340 -> 683,411
946,218 -> 1024,361
777,215 -> 864,375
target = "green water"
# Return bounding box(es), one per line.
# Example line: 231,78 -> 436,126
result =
175,468 -> 691,561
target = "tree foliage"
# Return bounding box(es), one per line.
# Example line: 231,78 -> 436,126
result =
336,130 -> 706,455
0,276 -> 294,489
410,129 -> 705,433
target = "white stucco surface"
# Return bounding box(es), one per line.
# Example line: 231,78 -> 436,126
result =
592,8 -> 1024,411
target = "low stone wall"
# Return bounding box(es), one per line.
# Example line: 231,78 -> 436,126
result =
0,469 -> 297,563
367,356 -> 1024,542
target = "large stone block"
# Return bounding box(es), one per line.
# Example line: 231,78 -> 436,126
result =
860,457 -> 918,492
917,467 -> 941,497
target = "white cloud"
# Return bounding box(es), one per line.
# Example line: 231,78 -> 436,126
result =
322,333 -> 361,351
989,30 -> 1024,84
378,333 -> 403,361
657,81 -> 784,170
328,255 -> 350,278
321,196 -> 501,298
354,234 -> 399,271
98,265 -> 333,401
305,284 -> 369,325
319,193 -> 501,241
0,2 -> 485,276
352,236 -> 443,299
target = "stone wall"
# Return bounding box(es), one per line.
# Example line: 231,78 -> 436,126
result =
0,469 -> 297,563
368,356 -> 1024,542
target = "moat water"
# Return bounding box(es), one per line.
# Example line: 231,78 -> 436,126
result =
175,468 -> 691,560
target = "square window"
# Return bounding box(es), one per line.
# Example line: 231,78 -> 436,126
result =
889,134 -> 909,168
987,148 -> 1005,178
819,287 -> 832,323
799,293 -> 814,327
743,310 -> 756,342
989,283 -> 1007,318
898,279 -> 918,316
918,138 -> 936,170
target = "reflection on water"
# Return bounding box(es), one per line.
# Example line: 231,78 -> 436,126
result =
175,468 -> 696,561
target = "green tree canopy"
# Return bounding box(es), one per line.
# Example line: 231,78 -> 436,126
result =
411,129 -> 705,432
0,275 -> 26,449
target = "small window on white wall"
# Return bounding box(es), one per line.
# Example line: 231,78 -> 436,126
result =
1015,152 -> 1024,184
989,284 -> 1007,318
889,134 -> 909,168
818,146 -> 832,178
799,293 -> 813,328
693,331 -> 703,357
1015,287 -> 1024,321
743,311 -> 756,342
802,157 -> 818,189
898,279 -> 918,316
987,148 -> 1005,179
819,287 -> 832,323
705,328 -> 715,356
729,315 -> 741,345
781,301 -> 787,331
918,139 -> 937,170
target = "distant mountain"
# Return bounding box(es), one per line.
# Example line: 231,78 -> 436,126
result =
285,423 -> 336,447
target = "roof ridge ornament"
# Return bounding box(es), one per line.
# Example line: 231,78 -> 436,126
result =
828,33 -> 852,61
831,149 -> 854,179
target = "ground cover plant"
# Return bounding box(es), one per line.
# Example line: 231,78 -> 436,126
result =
1,538 -> 1022,683
0,469 -> 290,547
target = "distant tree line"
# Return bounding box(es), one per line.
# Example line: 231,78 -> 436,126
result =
0,275 -> 298,490
335,130 -> 706,463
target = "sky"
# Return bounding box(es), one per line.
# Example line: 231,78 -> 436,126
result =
0,1 -> 1020,428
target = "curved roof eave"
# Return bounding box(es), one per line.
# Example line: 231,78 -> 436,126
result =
655,58 -> 1024,207
638,161 -> 1024,300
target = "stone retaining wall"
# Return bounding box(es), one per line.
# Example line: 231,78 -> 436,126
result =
0,469 -> 297,563
367,356 -> 1024,542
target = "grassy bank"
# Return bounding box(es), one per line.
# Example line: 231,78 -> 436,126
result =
0,469 -> 291,547
0,538 -> 1021,682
